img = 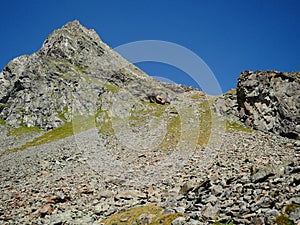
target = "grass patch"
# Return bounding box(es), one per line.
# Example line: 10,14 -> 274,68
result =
0,117 -> 6,126
226,120 -> 253,132
190,91 -> 205,100
80,73 -> 120,93
2,115 -> 96,155
96,110 -> 115,136
8,126 -> 43,136
159,112 -> 181,152
0,103 -> 11,107
198,101 -> 212,146
56,111 -> 68,122
104,82 -> 120,93
128,102 -> 165,128
99,204 -> 181,225
285,203 -> 300,214
275,214 -> 295,225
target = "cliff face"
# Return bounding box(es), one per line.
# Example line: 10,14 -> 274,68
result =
0,20 -> 195,131
0,20 -> 113,130
237,70 -> 300,139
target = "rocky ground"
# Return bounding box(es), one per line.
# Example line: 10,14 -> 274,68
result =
0,127 -> 299,225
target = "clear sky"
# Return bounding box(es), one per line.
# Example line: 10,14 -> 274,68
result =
1,0 -> 299,93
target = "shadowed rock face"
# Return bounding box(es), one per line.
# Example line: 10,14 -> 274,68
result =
0,20 -> 196,131
237,70 -> 300,139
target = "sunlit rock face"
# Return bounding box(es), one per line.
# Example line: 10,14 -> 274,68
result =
237,70 -> 300,139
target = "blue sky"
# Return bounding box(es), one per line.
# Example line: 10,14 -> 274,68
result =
1,0 -> 299,93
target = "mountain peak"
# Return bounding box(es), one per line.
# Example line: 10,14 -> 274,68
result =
39,20 -> 105,63
0,21 -> 189,132
63,20 -> 83,29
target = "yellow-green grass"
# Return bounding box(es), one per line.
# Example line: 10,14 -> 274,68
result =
190,91 -> 206,100
96,110 -> 115,136
1,115 -> 96,156
198,101 -> 212,147
275,214 -> 295,225
99,204 -> 182,225
0,117 -> 6,126
8,126 -> 43,136
158,112 -> 181,152
285,203 -> 300,214
225,120 -> 253,133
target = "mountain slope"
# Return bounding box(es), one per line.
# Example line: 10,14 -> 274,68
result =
0,21 -> 299,225
0,20 -> 217,156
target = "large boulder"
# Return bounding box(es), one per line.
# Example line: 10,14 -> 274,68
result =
237,70 -> 300,139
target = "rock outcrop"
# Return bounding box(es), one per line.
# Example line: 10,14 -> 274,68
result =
214,70 -> 300,139
237,70 -> 300,139
213,89 -> 239,122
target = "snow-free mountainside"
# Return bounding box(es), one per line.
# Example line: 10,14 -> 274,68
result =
0,21 -> 299,225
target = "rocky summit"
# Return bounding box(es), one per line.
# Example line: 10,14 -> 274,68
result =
0,21 -> 299,225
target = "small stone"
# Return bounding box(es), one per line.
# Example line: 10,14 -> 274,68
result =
94,203 -> 109,215
289,207 -> 300,221
39,204 -> 53,215
251,166 -> 274,183
98,190 -> 114,198
290,197 -> 300,204
189,211 -> 201,220
188,219 -> 202,225
74,216 -> 93,225
174,207 -> 185,213
250,217 -> 264,225
203,203 -> 219,219
50,211 -> 72,225
136,213 -> 156,224
120,217 -> 129,222
206,195 -> 218,204
171,216 -> 186,225
210,184 -> 223,196
115,190 -> 141,200
180,182 -> 193,195
163,209 -> 175,214
40,170 -> 49,175
46,195 -> 59,203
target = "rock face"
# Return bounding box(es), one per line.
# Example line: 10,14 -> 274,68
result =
237,70 -> 300,139
0,20 -> 111,130
0,20 -> 187,131
213,89 -> 239,122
